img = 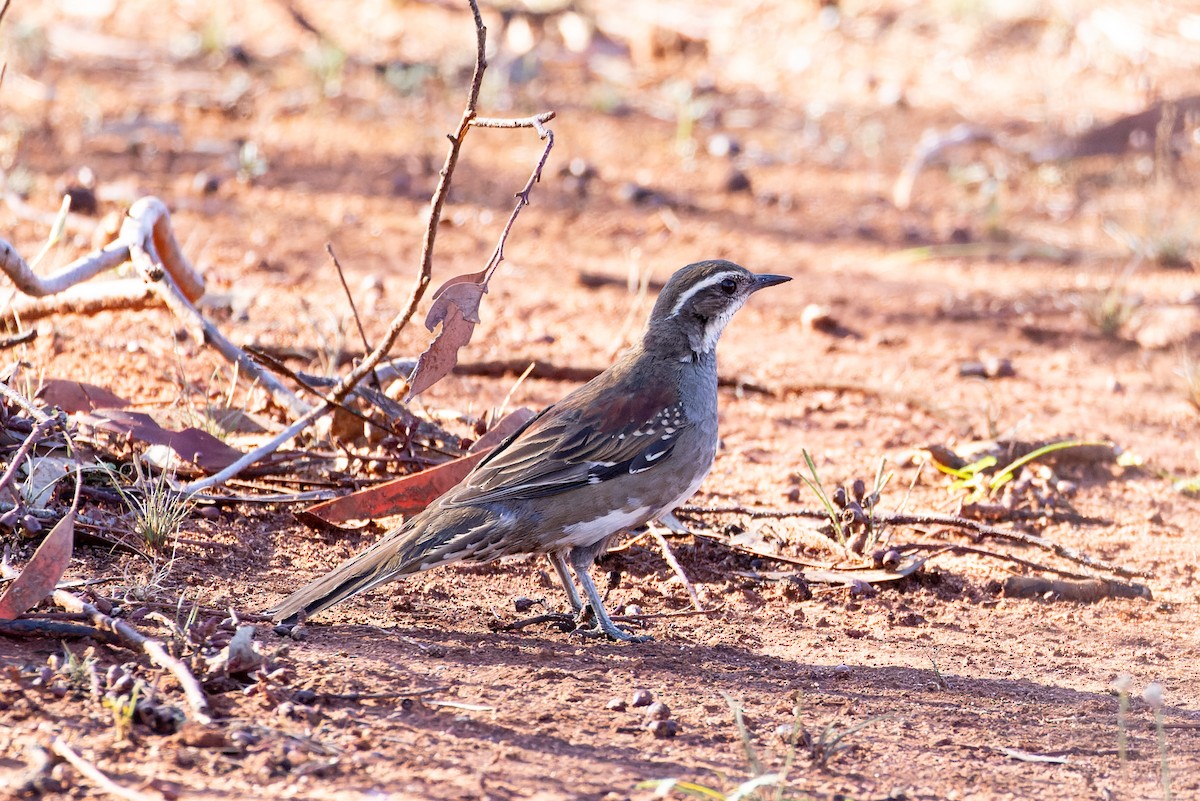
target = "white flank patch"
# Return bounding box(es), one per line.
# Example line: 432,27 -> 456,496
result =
561,505 -> 651,548
669,270 -> 742,317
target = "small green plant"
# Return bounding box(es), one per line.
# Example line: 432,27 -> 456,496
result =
1079,285 -> 1140,339
1144,682 -> 1172,801
236,140 -> 269,183
797,452 -> 893,556
796,450 -> 847,545
1105,217 -> 1195,270
933,439 -> 1104,503
103,684 -> 140,741
305,41 -> 347,97
639,693 -> 803,801
107,459 -> 193,552
640,692 -> 883,800
1178,350 -> 1200,412
1111,673 -> 1132,771
928,651 -> 949,690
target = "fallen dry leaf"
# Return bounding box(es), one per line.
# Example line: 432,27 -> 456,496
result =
303,408 -> 535,525
406,271 -> 489,400
78,409 -> 245,474
0,473 -> 78,620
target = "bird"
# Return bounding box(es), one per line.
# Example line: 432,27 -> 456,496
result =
269,259 -> 791,641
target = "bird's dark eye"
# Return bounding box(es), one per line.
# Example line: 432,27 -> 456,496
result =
719,277 -> 737,295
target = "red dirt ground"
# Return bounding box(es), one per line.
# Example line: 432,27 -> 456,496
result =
1,1 -> 1199,799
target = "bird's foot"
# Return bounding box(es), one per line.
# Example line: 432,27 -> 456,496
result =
573,618 -> 652,643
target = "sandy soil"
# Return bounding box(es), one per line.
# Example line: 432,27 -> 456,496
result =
1,1 -> 1198,799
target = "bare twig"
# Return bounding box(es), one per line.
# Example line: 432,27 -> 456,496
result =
5,279 -> 159,322
473,113 -> 555,288
51,739 -> 162,801
649,528 -> 704,612
325,243 -> 374,358
679,504 -> 1149,579
0,618 -> 117,641
51,591 -> 213,724
327,0 -> 489,407
0,237 -> 132,299
0,408 -> 65,498
180,408 -> 321,494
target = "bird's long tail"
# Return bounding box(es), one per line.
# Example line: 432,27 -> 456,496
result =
267,505 -> 499,624
267,531 -> 417,624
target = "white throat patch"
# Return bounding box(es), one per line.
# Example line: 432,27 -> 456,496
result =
694,297 -> 746,353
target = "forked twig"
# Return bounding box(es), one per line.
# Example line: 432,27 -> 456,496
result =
50,591 -> 212,724
326,0 -> 489,407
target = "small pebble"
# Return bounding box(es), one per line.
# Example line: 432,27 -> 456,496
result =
294,688 -> 317,705
723,168 -> 752,193
645,701 -> 671,721
630,689 -> 654,708
624,604 -> 643,616
647,719 -> 679,738
605,697 -> 627,711
801,304 -> 838,333
513,597 -> 538,613
706,134 -> 741,158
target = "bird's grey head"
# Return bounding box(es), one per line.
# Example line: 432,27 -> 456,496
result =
644,259 -> 791,359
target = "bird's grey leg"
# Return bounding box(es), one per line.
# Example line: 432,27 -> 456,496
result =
547,551 -> 584,613
569,548 -> 651,643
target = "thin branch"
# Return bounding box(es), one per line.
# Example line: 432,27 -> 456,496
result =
679,504 -> 1150,579
480,116 -> 554,287
649,528 -> 704,612
325,243 -> 374,358
327,0 -> 488,406
51,739 -> 161,801
6,279 -> 159,322
0,407 -> 65,498
469,112 -> 556,129
1,238 -> 131,298
51,591 -> 213,724
180,407 -> 322,494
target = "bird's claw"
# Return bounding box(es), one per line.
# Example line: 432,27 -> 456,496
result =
573,622 -> 652,643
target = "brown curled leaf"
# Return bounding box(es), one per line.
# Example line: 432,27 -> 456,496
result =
0,471 -> 79,620
406,273 -> 489,400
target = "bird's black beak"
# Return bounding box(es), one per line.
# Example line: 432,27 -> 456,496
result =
751,273 -> 792,292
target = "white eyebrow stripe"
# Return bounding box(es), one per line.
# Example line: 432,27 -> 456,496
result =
669,271 -> 740,317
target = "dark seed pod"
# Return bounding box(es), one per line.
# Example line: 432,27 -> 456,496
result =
832,486 -> 847,508
852,478 -> 866,503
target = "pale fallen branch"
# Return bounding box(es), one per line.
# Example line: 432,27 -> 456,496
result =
1,197 -> 309,418
649,527 -> 704,612
5,278 -> 157,322
0,197 -> 202,301
51,590 -> 213,724
51,738 -> 162,801
679,504 -> 1150,580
